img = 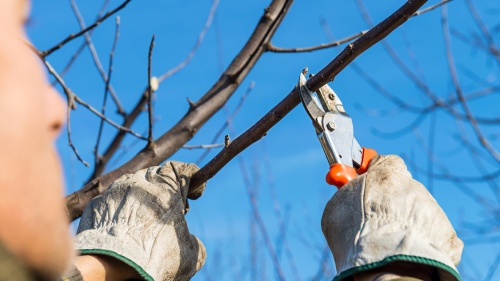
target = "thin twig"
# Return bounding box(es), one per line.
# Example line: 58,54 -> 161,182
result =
88,0 -> 221,178
262,143 -> 301,280
231,135 -> 286,281
403,154 -> 495,211
70,0 -> 125,115
413,0 -> 452,16
455,123 -> 500,201
147,35 -> 156,147
484,254 -> 500,281
352,60 -> 500,125
158,0 -> 219,82
95,17 -> 121,166
267,31 -> 366,53
55,0 -> 111,80
183,144 -> 225,150
267,0 -> 449,53
356,0 -> 500,129
427,112 -> 436,193
196,81 -> 255,164
465,0 -> 500,65
66,106 -> 90,167
43,60 -> 147,140
442,5 -> 500,163
41,0 -> 131,57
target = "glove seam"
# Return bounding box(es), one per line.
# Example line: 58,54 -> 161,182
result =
354,174 -> 368,263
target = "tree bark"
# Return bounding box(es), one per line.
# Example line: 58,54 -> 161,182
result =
65,0 -> 294,221
188,0 -> 428,195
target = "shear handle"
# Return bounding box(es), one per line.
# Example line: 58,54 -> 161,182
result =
326,147 -> 378,189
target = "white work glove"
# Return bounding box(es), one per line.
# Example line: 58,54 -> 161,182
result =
322,155 -> 463,281
74,161 -> 206,281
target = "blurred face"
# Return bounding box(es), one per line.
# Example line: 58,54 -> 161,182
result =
0,0 -> 72,279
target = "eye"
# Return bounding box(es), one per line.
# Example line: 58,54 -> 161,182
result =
20,0 -> 32,28
24,16 -> 33,28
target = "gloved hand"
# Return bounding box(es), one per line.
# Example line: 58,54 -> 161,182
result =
74,161 -> 206,281
321,155 -> 463,281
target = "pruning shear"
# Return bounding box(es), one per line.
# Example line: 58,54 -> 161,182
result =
298,70 -> 377,189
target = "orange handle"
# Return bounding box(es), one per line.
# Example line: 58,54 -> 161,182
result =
356,147 -> 378,175
326,164 -> 357,189
325,147 -> 377,189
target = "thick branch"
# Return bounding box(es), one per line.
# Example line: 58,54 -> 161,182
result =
66,0 -> 294,220
188,0 -> 428,195
90,0 -> 219,178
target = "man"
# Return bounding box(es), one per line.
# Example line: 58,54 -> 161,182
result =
0,0 -> 145,279
0,0 -> 462,280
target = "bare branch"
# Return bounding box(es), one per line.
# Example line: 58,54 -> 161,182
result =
70,0 -> 125,115
66,0 -> 295,220
413,0 -> 452,16
95,17 -> 121,166
158,0 -> 219,82
442,5 -> 500,163
235,147 -> 286,280
41,0 -> 131,57
484,253 -> 500,281
183,144 -> 225,150
188,0 -> 429,195
90,0 -> 220,178
355,0 -> 500,128
66,107 -> 90,167
267,31 -> 366,53
43,60 -> 147,140
465,0 -> 500,65
55,0 -> 111,81
268,1 -> 448,53
147,35 -> 156,147
196,81 -> 256,164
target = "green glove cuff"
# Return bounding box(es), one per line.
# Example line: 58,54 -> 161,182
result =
79,249 -> 153,281
332,254 -> 461,281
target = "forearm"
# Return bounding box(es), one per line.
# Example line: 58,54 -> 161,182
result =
65,255 -> 141,281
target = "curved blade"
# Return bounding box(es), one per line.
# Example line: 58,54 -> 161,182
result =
298,73 -> 325,122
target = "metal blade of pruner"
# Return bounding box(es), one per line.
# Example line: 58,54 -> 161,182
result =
298,71 -> 363,171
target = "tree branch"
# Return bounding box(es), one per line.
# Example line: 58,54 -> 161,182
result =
70,0 -> 125,115
158,0 -> 220,82
441,5 -> 500,163
147,35 -> 155,147
90,0 -> 220,178
267,0 -> 448,53
95,16 -> 121,166
66,0 -> 295,220
43,60 -> 147,140
41,0 -> 131,57
54,0 -> 111,82
188,0 -> 429,196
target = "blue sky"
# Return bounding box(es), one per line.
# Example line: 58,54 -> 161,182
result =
29,0 -> 499,280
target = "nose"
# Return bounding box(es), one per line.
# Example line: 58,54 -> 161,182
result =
46,86 -> 67,138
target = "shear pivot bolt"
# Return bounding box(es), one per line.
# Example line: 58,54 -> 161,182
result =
328,93 -> 335,100
327,121 -> 336,131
